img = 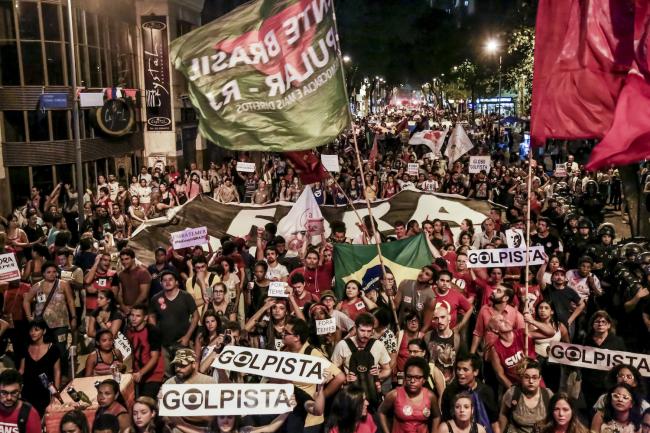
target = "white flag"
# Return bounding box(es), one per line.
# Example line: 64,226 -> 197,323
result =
277,186 -> 325,240
409,129 -> 448,157
445,123 -> 473,164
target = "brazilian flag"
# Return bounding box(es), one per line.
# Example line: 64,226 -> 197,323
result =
333,234 -> 433,298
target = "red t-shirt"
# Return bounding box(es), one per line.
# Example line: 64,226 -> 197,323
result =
474,277 -> 497,307
127,324 -> 165,383
289,261 -> 334,296
0,401 -> 42,433
492,328 -> 538,385
432,289 -> 472,329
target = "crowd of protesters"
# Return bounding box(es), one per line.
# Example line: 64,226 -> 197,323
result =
0,110 -> 649,433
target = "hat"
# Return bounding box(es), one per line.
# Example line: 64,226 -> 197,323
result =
552,268 -> 566,275
171,348 -> 196,366
320,290 -> 337,301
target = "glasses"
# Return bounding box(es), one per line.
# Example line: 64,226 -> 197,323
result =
405,374 -> 424,382
594,319 -> 610,325
0,390 -> 20,398
612,392 -> 632,402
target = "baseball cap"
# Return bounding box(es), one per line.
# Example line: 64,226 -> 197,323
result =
320,290 -> 337,301
171,348 -> 196,366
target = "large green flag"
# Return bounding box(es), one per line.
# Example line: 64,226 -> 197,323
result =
333,234 -> 434,299
170,0 -> 350,152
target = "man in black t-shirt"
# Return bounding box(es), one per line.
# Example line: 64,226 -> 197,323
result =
148,270 -> 198,374
531,217 -> 562,257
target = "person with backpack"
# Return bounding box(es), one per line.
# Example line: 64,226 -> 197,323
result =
0,369 -> 41,433
331,312 -> 392,411
498,359 -> 553,433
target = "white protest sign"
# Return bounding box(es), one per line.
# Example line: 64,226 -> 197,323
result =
212,346 -> 331,384
549,342 -> 650,377
468,156 -> 491,174
316,318 -> 336,335
147,156 -> 167,172
158,383 -> 294,416
0,253 -> 20,282
467,246 -> 545,268
554,163 -> 567,177
236,162 -> 256,173
407,163 -> 419,176
505,229 -> 526,249
321,154 -> 340,172
170,227 -> 207,250
114,332 -> 132,360
268,281 -> 288,298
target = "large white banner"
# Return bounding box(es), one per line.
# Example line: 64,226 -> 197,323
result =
211,346 -> 331,384
467,246 -> 545,268
158,383 -> 294,416
549,342 -> 650,377
170,226 -> 207,250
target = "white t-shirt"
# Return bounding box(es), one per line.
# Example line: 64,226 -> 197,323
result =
566,270 -> 601,301
266,262 -> 289,281
331,336 -> 391,371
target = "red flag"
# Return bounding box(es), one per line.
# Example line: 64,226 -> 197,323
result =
368,133 -> 378,168
530,0 -> 634,147
285,151 -> 329,184
587,1 -> 650,170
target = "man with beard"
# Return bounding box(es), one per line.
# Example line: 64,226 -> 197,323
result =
425,270 -> 473,333
424,306 -> 462,384
530,218 -> 562,257
394,265 -> 437,323
441,353 -> 500,433
0,369 -> 41,433
471,284 -> 525,354
158,348 -> 216,433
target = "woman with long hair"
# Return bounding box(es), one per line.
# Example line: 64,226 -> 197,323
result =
87,289 -> 123,338
93,379 -> 130,433
4,214 -> 29,261
336,280 -> 377,322
60,409 -> 90,433
533,300 -> 569,391
457,231 -> 473,249
591,365 -> 649,431
131,396 -> 164,433
84,329 -> 124,376
308,303 -> 341,358
128,196 -> 147,229
540,393 -> 589,433
437,392 -> 486,433
594,383 -> 644,433
195,310 -> 229,382
394,310 -> 425,386
22,243 -> 49,284
326,384 -> 377,433
111,204 -> 131,238
382,174 -> 400,199
155,183 -> 177,213
216,257 -> 241,307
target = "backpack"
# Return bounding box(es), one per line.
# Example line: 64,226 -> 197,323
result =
345,338 -> 380,409
17,401 -> 33,433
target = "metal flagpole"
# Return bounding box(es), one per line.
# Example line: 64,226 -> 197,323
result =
524,147 -> 534,354
330,1 -> 399,329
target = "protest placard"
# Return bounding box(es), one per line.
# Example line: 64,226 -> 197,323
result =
211,346 -> 331,384
170,227 -> 207,250
147,156 -> 167,172
549,342 -> 650,377
114,332 -> 132,360
554,163 -> 567,177
315,318 -> 336,335
468,156 -> 491,173
0,253 -> 20,283
505,229 -> 526,249
407,163 -> 419,176
158,383 -> 294,416
467,246 -> 545,268
321,154 -> 340,172
268,281 -> 288,298
236,162 -> 256,172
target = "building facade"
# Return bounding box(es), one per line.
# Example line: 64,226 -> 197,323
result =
0,0 -> 203,215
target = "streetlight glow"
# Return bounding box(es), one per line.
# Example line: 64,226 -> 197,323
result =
343,55 -> 351,63
485,38 -> 499,54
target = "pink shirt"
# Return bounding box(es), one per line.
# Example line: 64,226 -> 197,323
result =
473,304 -> 525,348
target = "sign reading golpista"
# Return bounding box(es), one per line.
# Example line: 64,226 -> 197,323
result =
211,346 -> 331,384
170,0 -> 349,152
549,342 -> 650,377
466,246 -> 546,268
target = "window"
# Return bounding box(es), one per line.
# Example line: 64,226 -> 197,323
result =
0,42 -> 20,85
17,1 -> 40,40
86,12 -> 97,46
21,41 -> 44,85
0,1 -> 16,40
46,42 -> 64,85
42,3 -> 61,41
27,110 -> 49,141
3,111 -> 26,142
88,46 -> 101,86
51,110 -> 69,140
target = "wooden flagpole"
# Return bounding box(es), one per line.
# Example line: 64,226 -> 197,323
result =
524,145 -> 534,354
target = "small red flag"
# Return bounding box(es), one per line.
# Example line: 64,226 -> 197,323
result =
285,150 -> 330,184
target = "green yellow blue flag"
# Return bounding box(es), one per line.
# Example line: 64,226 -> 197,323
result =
333,233 -> 434,298
170,0 -> 350,152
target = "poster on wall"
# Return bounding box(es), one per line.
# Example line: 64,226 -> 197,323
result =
141,16 -> 172,131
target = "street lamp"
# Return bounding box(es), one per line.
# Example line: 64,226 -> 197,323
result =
484,38 -> 502,120
343,55 -> 351,63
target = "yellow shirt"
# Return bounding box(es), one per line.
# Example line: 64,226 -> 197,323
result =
297,342 -> 342,427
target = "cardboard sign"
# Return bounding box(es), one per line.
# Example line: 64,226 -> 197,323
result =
211,346 -> 331,384
0,253 -> 20,282
114,332 -> 132,360
236,162 -> 256,173
321,154 -> 340,172
315,318 -> 336,335
554,163 -> 567,177
468,156 -> 491,174
467,246 -> 545,268
306,218 -> 325,236
407,163 -> 419,176
170,227 -> 208,250
505,229 -> 526,249
549,342 -> 650,377
158,383 -> 294,416
268,281 -> 288,298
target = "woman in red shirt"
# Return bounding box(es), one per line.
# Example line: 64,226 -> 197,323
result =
336,280 -> 377,322
326,384 -> 377,433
